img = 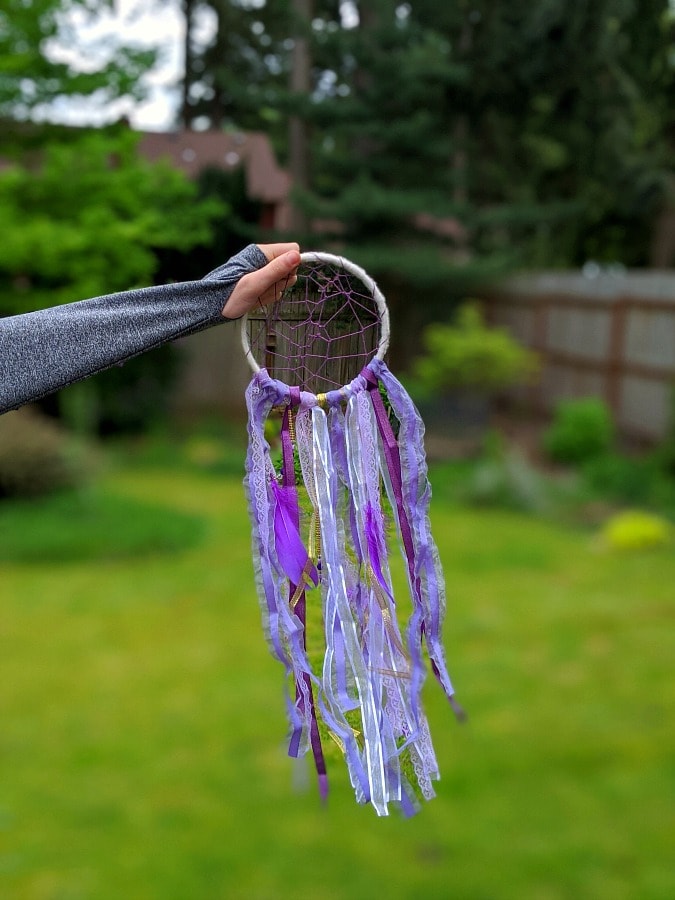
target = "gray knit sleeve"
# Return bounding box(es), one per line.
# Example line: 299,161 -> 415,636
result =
0,244 -> 268,414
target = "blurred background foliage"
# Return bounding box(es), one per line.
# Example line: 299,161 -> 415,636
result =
410,302 -> 539,396
1,0 -> 673,427
2,1 -> 674,305
0,130 -> 225,312
178,0 -> 675,276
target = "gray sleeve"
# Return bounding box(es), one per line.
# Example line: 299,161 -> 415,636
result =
0,243 -> 267,414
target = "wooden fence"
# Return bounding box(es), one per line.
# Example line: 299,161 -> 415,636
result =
169,269 -> 675,441
484,270 -> 675,441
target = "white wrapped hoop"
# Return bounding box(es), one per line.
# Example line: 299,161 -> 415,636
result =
240,251 -> 390,376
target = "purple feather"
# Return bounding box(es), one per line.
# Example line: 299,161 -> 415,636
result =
364,501 -> 394,603
271,478 -> 319,589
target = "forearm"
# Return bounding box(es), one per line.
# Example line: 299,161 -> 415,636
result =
0,244 -> 266,414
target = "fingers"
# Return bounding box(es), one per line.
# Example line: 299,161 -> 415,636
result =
251,248 -> 301,297
258,242 -> 300,262
221,245 -> 301,319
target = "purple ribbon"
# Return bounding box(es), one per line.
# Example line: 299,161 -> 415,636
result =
361,370 -> 416,578
361,365 -> 463,723
281,387 -> 328,800
245,364 -> 456,813
366,361 -> 464,721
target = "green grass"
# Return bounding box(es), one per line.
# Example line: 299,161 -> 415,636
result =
0,460 -> 673,900
0,489 -> 206,563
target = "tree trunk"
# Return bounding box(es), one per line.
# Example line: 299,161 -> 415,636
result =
452,14 -> 473,256
650,179 -> 675,267
288,0 -> 312,234
180,0 -> 194,129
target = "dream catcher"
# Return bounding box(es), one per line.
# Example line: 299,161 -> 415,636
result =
241,252 -> 462,816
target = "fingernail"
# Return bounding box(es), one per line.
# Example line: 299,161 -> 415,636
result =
286,250 -> 301,265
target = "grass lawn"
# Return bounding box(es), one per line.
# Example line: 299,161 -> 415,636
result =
0,457 -> 673,900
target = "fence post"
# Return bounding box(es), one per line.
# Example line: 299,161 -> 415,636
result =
533,297 -> 550,414
606,299 -> 628,421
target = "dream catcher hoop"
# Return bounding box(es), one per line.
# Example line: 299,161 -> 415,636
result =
241,251 -> 390,392
240,252 -> 462,817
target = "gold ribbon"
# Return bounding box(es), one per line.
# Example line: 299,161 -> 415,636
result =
367,563 -> 410,665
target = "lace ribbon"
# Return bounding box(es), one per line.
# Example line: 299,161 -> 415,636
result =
243,361 -> 460,815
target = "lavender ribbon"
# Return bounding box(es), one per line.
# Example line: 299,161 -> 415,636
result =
366,360 -> 463,721
245,371 -> 368,801
279,390 -> 328,800
244,362 -> 459,815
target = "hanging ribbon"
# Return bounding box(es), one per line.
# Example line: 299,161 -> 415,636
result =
278,387 -> 328,800
244,362 -> 460,815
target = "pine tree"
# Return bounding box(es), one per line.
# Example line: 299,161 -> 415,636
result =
303,1 -> 674,280
180,0 -> 674,289
182,0 -> 293,138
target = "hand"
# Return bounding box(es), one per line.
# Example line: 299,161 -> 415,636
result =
221,243 -> 301,319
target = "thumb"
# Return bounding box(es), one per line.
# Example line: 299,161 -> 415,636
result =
248,249 -> 301,296
221,249 -> 301,318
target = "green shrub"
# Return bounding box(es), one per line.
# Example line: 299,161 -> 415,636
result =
654,386 -> 675,477
543,396 -> 614,464
602,509 -> 672,551
459,433 -> 549,512
583,453 -> 654,505
411,302 -> 539,397
582,452 -> 675,516
0,408 -> 92,498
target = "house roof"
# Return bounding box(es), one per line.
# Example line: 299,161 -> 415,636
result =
137,129 -> 290,205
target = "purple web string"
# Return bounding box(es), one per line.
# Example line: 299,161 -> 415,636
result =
246,258 -> 382,392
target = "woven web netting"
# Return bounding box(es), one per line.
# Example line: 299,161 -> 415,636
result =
245,256 -> 382,393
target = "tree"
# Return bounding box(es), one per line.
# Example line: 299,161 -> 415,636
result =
0,129 -> 227,431
0,1 -> 243,430
451,0 -> 675,267
0,129 -> 224,311
171,0 -> 673,364
287,0 -> 313,233
181,0 -> 318,235
303,1 -> 674,275
181,0 -> 293,136
0,0 -> 155,123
